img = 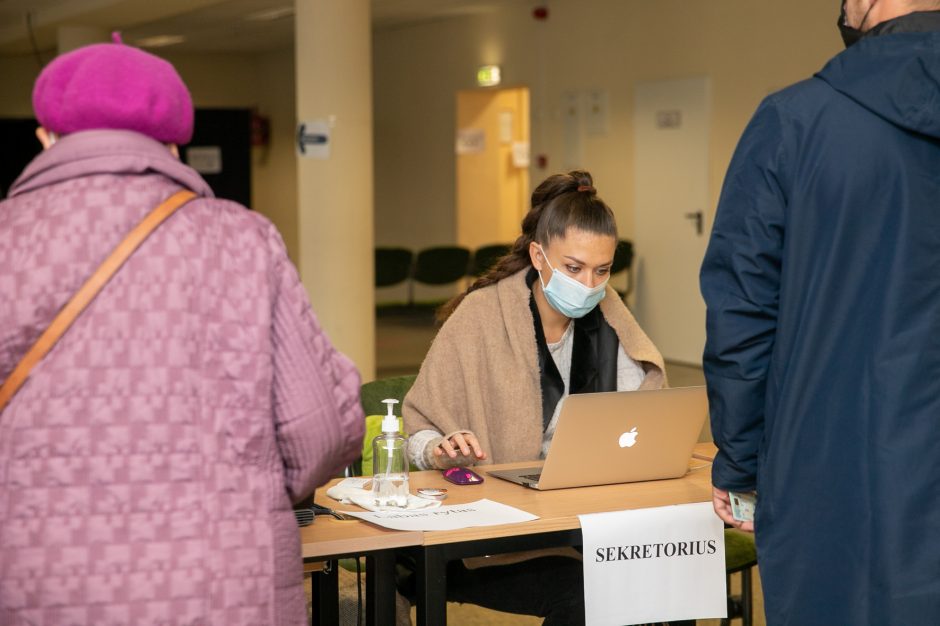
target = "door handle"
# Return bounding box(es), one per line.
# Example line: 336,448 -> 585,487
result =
684,211 -> 703,236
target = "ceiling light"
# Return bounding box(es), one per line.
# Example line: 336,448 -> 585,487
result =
135,35 -> 186,48
245,6 -> 294,21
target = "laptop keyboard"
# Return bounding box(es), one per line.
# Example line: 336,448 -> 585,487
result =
521,473 -> 542,482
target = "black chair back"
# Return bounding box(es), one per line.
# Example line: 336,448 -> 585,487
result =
375,247 -> 414,288
470,243 -> 512,276
611,239 -> 634,275
412,246 -> 471,285
610,239 -> 635,299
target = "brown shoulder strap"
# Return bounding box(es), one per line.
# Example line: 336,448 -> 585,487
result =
0,189 -> 197,414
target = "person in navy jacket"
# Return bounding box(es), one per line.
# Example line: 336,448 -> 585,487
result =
701,1 -> 940,624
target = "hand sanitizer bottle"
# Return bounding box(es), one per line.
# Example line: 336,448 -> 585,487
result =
372,398 -> 409,507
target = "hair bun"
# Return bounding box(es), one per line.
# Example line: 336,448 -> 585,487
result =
568,170 -> 595,193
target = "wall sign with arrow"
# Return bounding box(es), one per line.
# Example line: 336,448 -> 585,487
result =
296,119 -> 332,158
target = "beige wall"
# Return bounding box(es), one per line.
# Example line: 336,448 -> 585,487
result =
0,49 -> 299,262
0,54 -> 40,116
248,50 -> 299,263
373,0 -> 842,252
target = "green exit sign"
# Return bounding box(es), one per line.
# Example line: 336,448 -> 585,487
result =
477,65 -> 501,87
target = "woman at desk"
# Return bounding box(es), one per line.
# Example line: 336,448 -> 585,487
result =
402,170 -> 667,625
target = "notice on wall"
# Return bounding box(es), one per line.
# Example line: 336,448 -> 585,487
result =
586,89 -> 609,136
498,110 -> 514,144
656,109 -> 683,129
563,91 -> 583,169
512,141 -> 530,168
455,128 -> 486,155
579,502 -> 726,625
185,146 -> 223,174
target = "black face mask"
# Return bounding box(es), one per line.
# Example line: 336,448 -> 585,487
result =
838,1 -> 875,48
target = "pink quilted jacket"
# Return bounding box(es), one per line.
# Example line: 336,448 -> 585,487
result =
0,130 -> 365,625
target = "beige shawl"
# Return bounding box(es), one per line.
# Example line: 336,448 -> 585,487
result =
403,268 -> 665,466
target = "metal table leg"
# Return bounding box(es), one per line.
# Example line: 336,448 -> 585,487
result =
367,551 -> 398,626
414,547 -> 448,626
311,559 -> 339,626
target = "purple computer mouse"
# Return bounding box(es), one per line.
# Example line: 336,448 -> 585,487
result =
442,466 -> 485,485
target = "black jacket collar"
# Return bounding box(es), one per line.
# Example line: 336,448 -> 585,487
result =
870,10 -> 940,37
525,269 -> 620,430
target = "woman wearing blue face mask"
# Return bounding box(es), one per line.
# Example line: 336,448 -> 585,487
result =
399,171 -> 668,626
405,169 -> 665,470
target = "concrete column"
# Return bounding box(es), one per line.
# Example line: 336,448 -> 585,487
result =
294,0 -> 375,381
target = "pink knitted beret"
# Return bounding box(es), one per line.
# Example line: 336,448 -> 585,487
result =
32,39 -> 194,144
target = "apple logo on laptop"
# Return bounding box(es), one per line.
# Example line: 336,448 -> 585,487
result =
619,427 -> 639,448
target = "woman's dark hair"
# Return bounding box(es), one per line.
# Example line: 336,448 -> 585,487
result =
437,170 -> 617,322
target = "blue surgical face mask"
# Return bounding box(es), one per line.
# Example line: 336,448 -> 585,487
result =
537,244 -> 608,318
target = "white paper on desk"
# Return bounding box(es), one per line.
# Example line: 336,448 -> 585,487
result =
346,499 -> 537,531
578,502 -> 726,625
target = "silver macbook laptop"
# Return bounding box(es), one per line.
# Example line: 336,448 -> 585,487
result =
487,386 -> 707,490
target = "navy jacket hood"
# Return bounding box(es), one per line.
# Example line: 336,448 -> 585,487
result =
816,12 -> 940,139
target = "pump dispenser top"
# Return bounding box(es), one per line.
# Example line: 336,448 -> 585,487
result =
380,398 -> 399,433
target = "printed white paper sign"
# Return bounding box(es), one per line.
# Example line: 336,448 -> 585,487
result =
185,146 -> 222,174
455,128 -> 486,154
347,498 -> 537,531
579,502 -> 726,625
512,141 -> 530,168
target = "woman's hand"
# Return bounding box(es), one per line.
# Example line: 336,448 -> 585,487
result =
434,432 -> 488,463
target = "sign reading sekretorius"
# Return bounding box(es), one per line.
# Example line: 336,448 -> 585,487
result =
594,537 -> 719,562
579,502 -> 727,625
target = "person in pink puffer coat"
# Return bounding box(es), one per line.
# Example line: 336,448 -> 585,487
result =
0,37 -> 364,625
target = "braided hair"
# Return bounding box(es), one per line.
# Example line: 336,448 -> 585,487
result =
437,170 -> 617,322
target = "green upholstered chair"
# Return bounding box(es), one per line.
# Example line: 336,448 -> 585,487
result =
356,374 -> 418,476
722,528 -> 758,626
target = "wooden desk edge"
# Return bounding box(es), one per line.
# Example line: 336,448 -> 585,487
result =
692,441 -> 717,462
302,528 -> 423,559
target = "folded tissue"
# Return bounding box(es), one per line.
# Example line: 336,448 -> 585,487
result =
327,477 -> 442,512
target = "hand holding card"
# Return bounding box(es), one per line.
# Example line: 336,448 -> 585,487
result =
729,491 -> 757,522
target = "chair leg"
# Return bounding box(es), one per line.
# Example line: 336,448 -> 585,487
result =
741,568 -> 753,626
721,567 -> 755,626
